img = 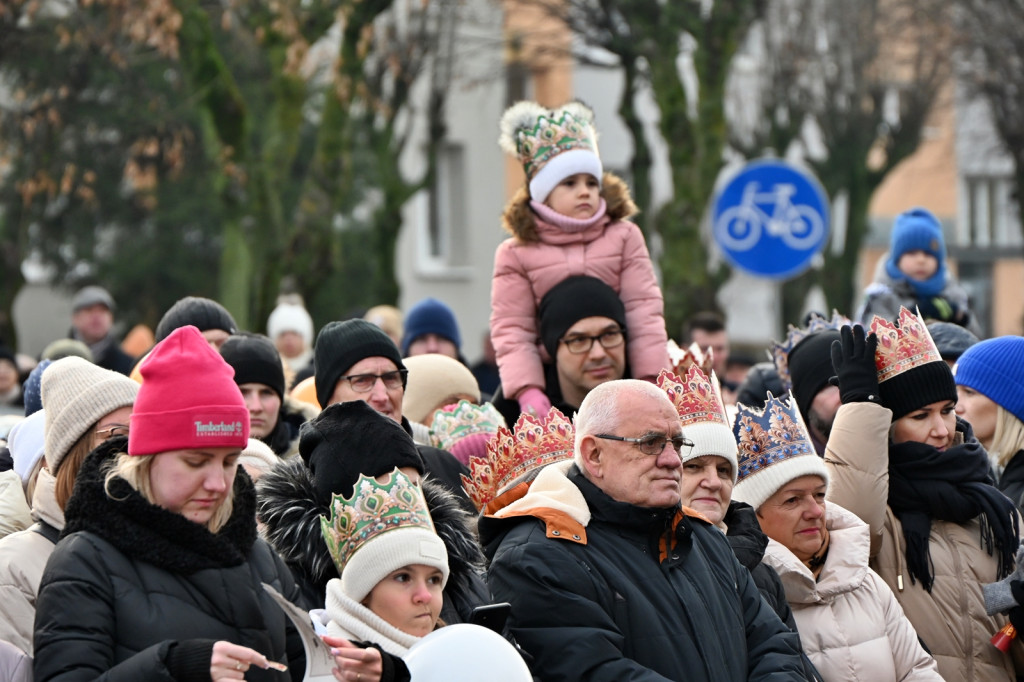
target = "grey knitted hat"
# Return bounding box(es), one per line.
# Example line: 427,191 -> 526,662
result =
42,357 -> 139,471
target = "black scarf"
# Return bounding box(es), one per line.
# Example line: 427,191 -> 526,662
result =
888,419 -> 1019,592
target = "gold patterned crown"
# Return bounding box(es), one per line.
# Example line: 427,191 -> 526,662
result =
870,306 -> 943,382
732,392 -> 816,481
657,367 -> 728,429
429,400 -> 506,452
320,468 -> 436,574
498,101 -> 599,180
461,406 -> 575,511
667,339 -> 714,378
772,310 -> 850,391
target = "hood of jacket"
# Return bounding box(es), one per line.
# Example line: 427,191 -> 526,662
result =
256,456 -> 486,616
724,501 -> 769,571
763,502 -> 870,606
61,436 -> 259,574
501,171 -> 638,243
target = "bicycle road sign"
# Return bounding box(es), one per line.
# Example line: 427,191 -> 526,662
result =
712,159 -> 829,279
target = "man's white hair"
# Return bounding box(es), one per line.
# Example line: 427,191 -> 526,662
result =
573,379 -> 675,467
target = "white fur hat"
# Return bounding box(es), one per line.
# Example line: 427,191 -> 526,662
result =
267,303 -> 314,349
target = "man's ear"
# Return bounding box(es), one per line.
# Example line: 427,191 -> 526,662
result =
578,435 -> 603,480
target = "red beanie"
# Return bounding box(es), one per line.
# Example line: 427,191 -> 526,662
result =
129,325 -> 249,456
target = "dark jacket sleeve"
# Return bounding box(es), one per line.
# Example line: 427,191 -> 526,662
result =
487,523 -> 674,682
733,556 -> 809,682
33,534 -> 179,682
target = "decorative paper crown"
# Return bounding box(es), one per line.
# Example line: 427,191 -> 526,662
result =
667,339 -> 714,378
321,468 -> 436,574
870,307 -> 944,382
499,101 -> 599,180
733,391 -> 816,480
429,400 -> 506,452
772,310 -> 850,391
658,367 -> 728,429
461,406 -> 575,511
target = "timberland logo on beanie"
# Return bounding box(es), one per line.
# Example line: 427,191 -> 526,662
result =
129,325 -> 249,455
499,100 -> 603,202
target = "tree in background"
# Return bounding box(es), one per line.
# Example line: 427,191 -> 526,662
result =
0,0 -> 459,343
735,0 -> 952,325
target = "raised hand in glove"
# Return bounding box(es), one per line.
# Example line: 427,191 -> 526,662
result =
829,324 -> 880,405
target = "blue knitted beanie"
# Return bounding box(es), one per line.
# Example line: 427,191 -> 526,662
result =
889,208 -> 946,262
401,298 -> 461,356
954,336 -> 1024,424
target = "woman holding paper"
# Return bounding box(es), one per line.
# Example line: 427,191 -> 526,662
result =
33,326 -> 306,681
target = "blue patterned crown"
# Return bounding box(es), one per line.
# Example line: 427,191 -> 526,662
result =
733,391 -> 816,481
771,310 -> 850,391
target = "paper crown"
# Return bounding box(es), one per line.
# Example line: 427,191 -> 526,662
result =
657,367 -> 728,429
498,101 -> 599,180
733,392 -> 816,480
667,339 -> 714,378
429,400 -> 506,452
461,406 -> 575,511
771,310 -> 850,391
321,468 -> 436,574
870,307 -> 944,383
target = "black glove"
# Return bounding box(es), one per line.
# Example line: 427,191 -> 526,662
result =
829,324 -> 880,405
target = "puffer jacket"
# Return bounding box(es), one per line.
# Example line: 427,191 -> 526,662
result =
856,255 -> 981,336
824,401 -> 1024,682
256,456 -> 489,621
490,173 -> 669,400
765,502 -> 940,681
0,467 -> 31,539
995,450 -> 1024,513
724,500 -> 797,630
33,438 -> 306,682
481,461 -> 807,682
0,466 -> 64,655
0,640 -> 31,682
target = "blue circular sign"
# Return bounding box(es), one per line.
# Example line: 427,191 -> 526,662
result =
712,160 -> 830,279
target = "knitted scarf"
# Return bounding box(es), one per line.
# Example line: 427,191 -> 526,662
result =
888,422 -> 1019,592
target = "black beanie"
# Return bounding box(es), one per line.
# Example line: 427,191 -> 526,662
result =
314,319 -> 407,409
219,332 -> 286,400
787,329 -> 841,423
539,276 -> 627,358
879,360 -> 958,421
299,400 -> 425,501
155,296 -> 238,342
926,321 -> 979,362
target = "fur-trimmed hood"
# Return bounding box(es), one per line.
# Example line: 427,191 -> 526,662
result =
256,456 -> 488,622
501,171 -> 638,242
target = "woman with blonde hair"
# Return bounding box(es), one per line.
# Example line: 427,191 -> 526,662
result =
954,336 -> 1024,509
33,326 -> 305,681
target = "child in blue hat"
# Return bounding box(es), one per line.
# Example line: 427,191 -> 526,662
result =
856,207 -> 979,334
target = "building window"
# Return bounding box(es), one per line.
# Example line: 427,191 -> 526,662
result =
419,141 -> 468,271
961,175 -> 1023,248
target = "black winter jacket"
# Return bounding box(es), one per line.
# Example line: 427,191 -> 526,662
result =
482,466 -> 808,682
997,449 -> 1024,513
33,439 -> 306,682
725,501 -> 798,630
257,456 -> 489,621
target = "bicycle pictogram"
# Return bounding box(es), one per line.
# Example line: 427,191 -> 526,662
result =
713,182 -> 824,252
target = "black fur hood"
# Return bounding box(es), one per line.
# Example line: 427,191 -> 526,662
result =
256,456 -> 488,621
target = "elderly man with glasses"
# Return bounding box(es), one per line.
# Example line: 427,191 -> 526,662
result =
482,379 -> 808,682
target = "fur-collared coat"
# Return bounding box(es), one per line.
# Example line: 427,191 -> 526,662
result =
490,173 -> 669,400
257,457 -> 489,622
33,438 -> 305,682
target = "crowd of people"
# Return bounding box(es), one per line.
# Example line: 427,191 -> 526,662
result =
0,100 -> 1023,682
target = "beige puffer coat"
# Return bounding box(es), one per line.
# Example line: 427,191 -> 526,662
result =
764,502 -> 940,681
825,402 -> 1024,682
0,468 -> 63,655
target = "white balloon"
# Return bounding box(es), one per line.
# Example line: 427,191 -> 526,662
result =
404,623 -> 532,681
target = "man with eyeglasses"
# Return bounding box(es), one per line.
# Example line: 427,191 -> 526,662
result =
491,275 -> 630,426
484,379 -> 808,682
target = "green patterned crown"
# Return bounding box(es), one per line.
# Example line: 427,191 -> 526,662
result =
499,101 -> 598,180
320,468 -> 436,575
429,400 -> 506,451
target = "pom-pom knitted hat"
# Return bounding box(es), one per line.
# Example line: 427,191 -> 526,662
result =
129,326 -> 249,455
41,357 -> 139,471
955,336 -> 1024,424
499,101 -> 603,203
